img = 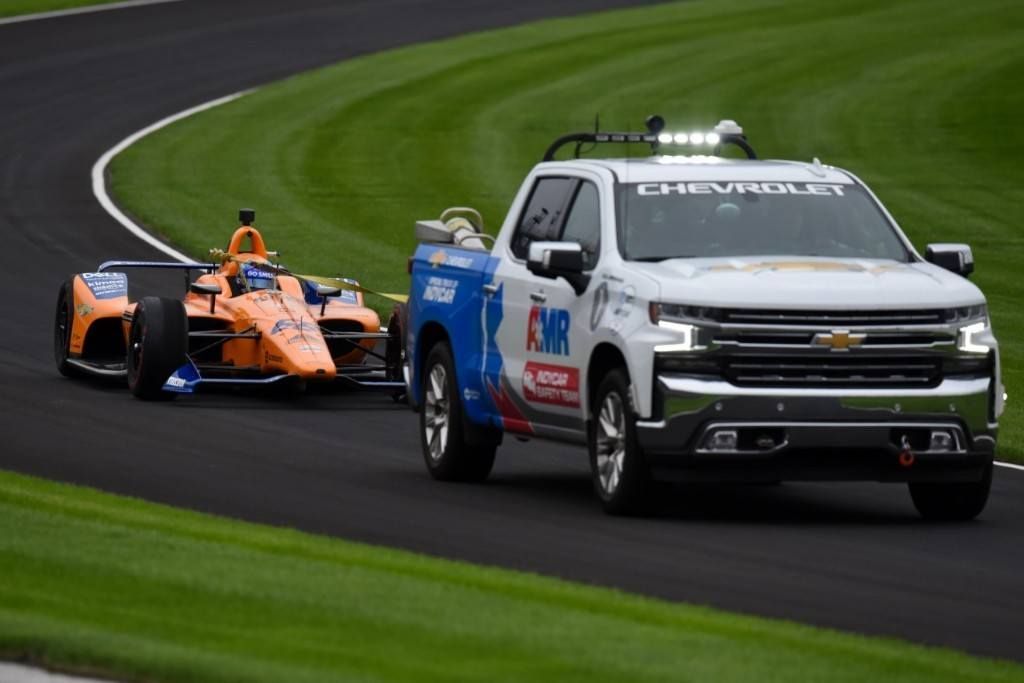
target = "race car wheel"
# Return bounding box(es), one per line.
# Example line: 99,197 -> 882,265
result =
127,296 -> 187,401
908,460 -> 992,521
589,368 -> 651,516
385,303 -> 408,404
420,341 -> 496,482
53,279 -> 83,378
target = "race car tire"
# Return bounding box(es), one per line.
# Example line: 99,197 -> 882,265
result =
908,460 -> 992,521
589,367 -> 651,516
127,296 -> 187,401
386,302 -> 408,404
420,341 -> 497,482
54,278 -> 84,378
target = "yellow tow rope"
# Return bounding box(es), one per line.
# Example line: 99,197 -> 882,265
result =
209,249 -> 408,304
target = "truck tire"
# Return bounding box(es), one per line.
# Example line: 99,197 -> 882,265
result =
589,367 -> 651,515
54,279 -> 83,378
420,341 -> 496,482
908,461 -> 992,521
126,296 -> 187,401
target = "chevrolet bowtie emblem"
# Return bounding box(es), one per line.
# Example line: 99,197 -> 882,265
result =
812,330 -> 866,351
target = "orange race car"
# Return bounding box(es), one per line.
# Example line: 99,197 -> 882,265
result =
54,210 -> 406,400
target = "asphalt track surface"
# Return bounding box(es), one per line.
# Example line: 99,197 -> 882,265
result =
1,0 -> 1022,664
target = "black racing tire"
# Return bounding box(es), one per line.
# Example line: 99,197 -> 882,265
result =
908,460 -> 993,521
589,367 -> 651,516
54,278 -> 83,378
386,303 -> 408,404
419,341 -> 497,482
126,296 -> 188,401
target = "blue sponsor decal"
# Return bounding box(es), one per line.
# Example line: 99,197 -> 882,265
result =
244,265 -> 275,280
163,361 -> 201,393
303,278 -> 359,305
81,272 -> 127,300
526,306 -> 570,356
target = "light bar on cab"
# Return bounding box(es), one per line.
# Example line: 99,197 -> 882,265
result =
541,116 -> 756,161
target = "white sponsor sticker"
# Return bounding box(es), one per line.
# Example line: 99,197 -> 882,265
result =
422,276 -> 458,304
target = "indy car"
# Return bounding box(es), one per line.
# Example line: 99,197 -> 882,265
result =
54,209 -> 405,400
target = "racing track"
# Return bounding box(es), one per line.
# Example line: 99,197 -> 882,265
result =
1,0 -> 1022,663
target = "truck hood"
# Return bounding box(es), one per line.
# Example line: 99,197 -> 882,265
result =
627,256 -> 986,309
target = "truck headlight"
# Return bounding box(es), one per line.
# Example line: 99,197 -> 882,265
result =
650,302 -> 710,352
958,319 -> 993,354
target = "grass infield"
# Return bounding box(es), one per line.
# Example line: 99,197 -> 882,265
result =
0,0 -> 122,18
1,468 -> 1022,683
109,0 -> 1022,461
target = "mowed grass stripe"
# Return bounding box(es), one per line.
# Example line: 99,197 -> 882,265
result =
1,468 -> 1023,682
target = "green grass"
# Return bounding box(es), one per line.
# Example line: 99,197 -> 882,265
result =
1,468 -> 1022,683
109,0 -> 1023,463
0,0 -> 121,18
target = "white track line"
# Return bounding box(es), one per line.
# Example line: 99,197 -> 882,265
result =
0,0 -> 182,27
0,662 -> 110,683
90,84 -> 1020,473
91,90 -> 253,263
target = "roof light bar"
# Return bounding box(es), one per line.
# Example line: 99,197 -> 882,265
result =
541,115 -> 756,161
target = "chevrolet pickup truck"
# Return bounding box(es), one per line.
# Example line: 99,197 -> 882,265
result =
403,118 -> 1004,518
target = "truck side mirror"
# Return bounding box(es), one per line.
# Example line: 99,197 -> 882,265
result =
527,241 -> 590,295
925,243 -> 974,278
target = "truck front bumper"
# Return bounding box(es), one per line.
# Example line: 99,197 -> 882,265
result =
636,375 -> 996,483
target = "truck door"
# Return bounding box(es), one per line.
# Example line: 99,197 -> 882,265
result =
487,175 -> 602,440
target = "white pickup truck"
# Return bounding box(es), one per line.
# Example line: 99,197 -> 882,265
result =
404,118 -> 1004,518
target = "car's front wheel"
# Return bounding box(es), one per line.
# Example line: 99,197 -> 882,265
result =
127,296 -> 187,401
420,341 -> 496,482
908,460 -> 992,521
589,367 -> 651,515
53,278 -> 83,378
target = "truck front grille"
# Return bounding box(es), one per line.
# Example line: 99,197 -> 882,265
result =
723,354 -> 942,388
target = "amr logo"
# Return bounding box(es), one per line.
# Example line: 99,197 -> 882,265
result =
527,306 -> 570,356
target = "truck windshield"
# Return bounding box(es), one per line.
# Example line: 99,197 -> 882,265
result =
616,181 -> 911,262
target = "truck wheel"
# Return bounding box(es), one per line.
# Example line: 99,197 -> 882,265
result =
908,461 -> 992,521
589,368 -> 651,515
385,303 -> 408,404
127,296 -> 187,401
420,341 -> 496,481
54,279 -> 83,378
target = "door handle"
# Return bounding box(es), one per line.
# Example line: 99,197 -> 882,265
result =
482,283 -> 499,295
529,291 -> 547,303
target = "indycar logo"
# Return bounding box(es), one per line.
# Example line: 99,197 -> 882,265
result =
428,249 -> 475,269
522,362 -> 579,407
527,306 -> 570,356
271,320 -> 320,335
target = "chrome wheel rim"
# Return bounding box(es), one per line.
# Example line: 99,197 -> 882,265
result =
595,392 -> 626,494
424,364 -> 449,461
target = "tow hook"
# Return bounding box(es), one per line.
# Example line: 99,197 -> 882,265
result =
898,435 -> 915,468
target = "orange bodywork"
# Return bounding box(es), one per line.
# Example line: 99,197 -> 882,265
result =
71,225 -> 380,384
